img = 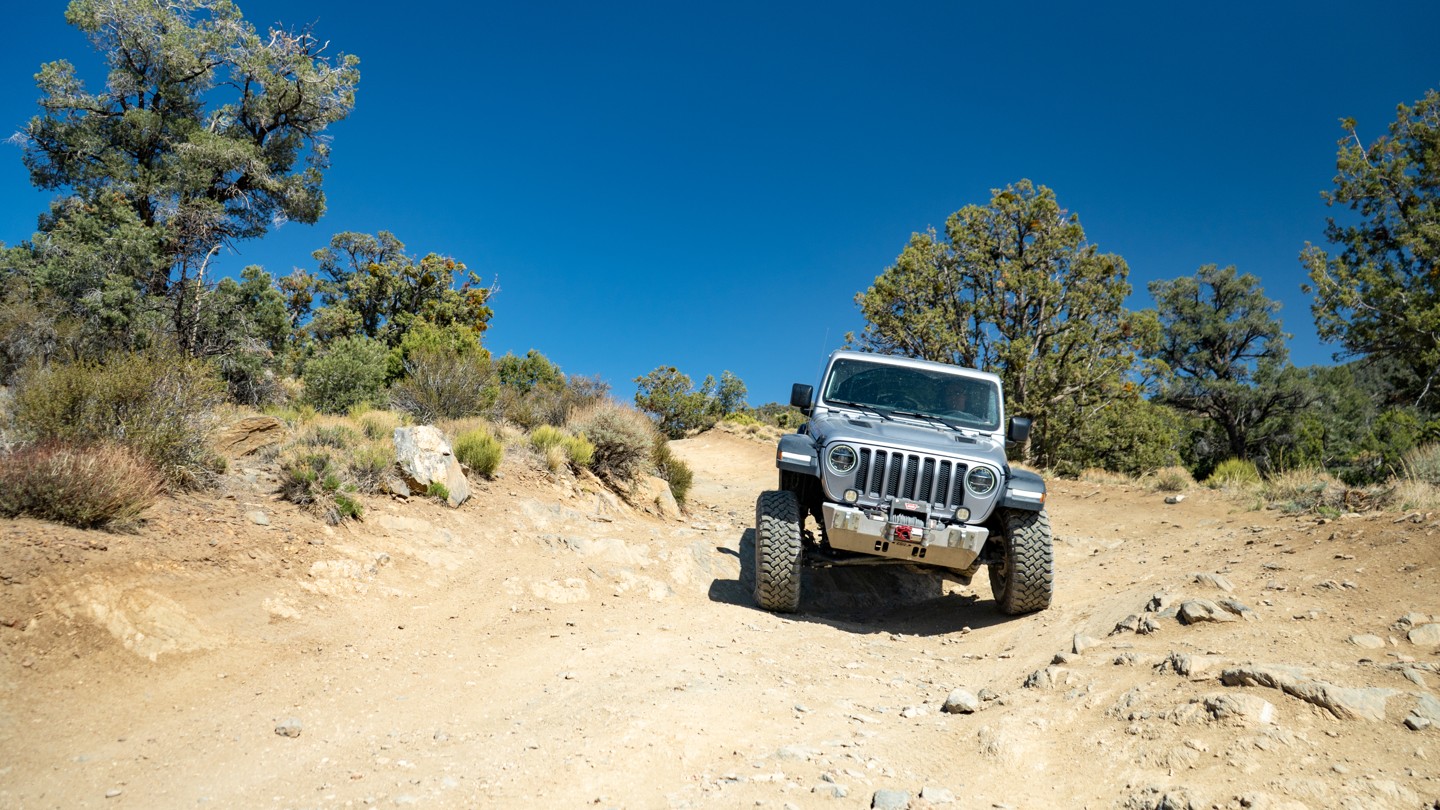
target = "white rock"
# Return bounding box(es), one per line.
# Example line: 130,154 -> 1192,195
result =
393,426 -> 470,507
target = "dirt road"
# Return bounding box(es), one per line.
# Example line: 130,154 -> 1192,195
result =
2,427 -> 1439,809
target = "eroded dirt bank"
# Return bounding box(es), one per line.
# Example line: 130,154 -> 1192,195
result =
2,428 -> 1439,809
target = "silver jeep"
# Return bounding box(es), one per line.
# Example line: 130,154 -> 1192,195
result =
755,350 -> 1052,614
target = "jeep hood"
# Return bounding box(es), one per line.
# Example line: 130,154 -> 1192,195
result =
808,410 -> 1006,464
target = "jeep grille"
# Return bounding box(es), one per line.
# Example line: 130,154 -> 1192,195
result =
855,448 -> 968,510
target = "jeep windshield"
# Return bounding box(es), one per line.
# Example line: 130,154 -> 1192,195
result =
819,357 -> 1001,431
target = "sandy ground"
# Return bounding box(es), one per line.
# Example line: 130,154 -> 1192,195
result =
2,426 -> 1439,809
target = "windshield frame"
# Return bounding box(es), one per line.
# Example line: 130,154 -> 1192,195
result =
818,356 -> 1003,432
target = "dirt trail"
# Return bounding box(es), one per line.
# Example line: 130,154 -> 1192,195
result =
2,427 -> 1439,809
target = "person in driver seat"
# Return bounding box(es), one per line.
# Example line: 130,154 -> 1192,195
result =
941,379 -> 973,418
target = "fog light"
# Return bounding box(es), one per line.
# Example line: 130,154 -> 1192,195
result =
843,489 -> 859,503
954,507 -> 970,521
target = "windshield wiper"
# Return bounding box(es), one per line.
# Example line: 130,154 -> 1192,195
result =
825,399 -> 893,420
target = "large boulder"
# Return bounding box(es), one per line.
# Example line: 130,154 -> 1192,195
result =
214,416 -> 286,457
393,426 -> 470,507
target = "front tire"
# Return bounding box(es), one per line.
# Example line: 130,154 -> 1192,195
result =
754,490 -> 803,612
988,507 -> 1053,615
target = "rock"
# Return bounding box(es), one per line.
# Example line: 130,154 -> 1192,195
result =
1124,785 -> 1198,810
1220,665 -> 1397,721
942,688 -> 980,714
918,786 -> 955,803
274,717 -> 302,738
899,705 -> 925,719
1052,651 -> 1079,665
384,475 -> 410,498
105,789 -> 122,799
1216,597 -> 1259,621
1159,652 -> 1222,677
813,783 -> 848,799
393,426 -> 470,507
1073,633 -> 1099,654
214,416 -> 286,457
1192,572 -> 1235,592
871,789 -> 910,810
1193,692 -> 1276,724
978,688 -> 999,702
1408,624 -> 1440,646
1145,592 -> 1177,613
1137,615 -> 1162,635
1178,599 -> 1238,625
1112,614 -> 1141,635
1165,494 -> 1186,505
246,510 -> 270,526
1395,613 -> 1430,631
1348,634 -> 1387,650
1410,693 -> 1440,724
1406,713 -> 1433,731
1024,666 -> 1076,690
627,474 -> 681,520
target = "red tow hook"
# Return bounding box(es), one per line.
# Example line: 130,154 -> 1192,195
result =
893,525 -> 912,542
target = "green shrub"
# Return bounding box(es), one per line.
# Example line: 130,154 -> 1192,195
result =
1401,443 -> 1440,485
454,426 -> 504,478
278,449 -> 363,524
303,336 -> 389,414
14,351 -> 225,489
565,433 -> 595,468
389,346 -> 494,422
1205,457 -> 1261,488
653,440 -> 693,506
530,425 -> 567,453
348,441 -> 393,495
425,481 -> 450,502
569,400 -> 657,484
303,423 -> 361,449
0,441 -> 164,528
493,373 -> 610,430
357,409 -> 403,441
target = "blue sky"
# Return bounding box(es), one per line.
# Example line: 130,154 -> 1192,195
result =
3,1 -> 1439,406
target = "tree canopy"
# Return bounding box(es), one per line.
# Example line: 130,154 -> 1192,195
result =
1303,88 -> 1440,408
851,180 -> 1154,465
18,0 -> 360,351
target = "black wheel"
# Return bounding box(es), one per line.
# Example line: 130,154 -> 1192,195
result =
754,490 -> 803,612
987,507 -> 1053,614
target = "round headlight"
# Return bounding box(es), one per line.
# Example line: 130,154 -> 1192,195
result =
827,444 -> 858,474
966,466 -> 997,496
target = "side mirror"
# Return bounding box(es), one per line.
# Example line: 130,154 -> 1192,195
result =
790,383 -> 814,415
1007,415 -> 1032,444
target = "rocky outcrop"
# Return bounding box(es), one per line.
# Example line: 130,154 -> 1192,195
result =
393,426 -> 470,507
214,416 -> 286,457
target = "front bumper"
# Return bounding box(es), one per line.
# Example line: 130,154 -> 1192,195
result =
821,503 -> 989,571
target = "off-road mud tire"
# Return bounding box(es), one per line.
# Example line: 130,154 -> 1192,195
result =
754,490 -> 803,613
987,507 -> 1053,615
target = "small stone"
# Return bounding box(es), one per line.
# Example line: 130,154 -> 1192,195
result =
1051,651 -> 1079,665
942,688 -> 980,714
918,786 -> 955,803
1348,634 -> 1387,650
274,717 -> 302,738
1191,572 -> 1234,591
871,788 -> 910,810
246,510 -> 270,526
977,688 -> 999,702
1072,633 -> 1099,654
1137,615 -> 1162,635
899,705 -> 926,719
1405,713 -> 1432,731
105,789 -> 122,799
1395,613 -> 1430,631
1217,597 -> 1259,621
813,783 -> 848,799
1165,494 -> 1186,504
1145,592 -> 1176,613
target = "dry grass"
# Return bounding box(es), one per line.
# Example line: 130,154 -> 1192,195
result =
1144,466 -> 1194,493
1078,467 -> 1132,487
1385,480 -> 1440,512
1262,468 -> 1347,514
0,442 -> 164,529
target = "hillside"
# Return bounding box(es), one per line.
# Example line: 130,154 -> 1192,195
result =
1,427 -> 1438,809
